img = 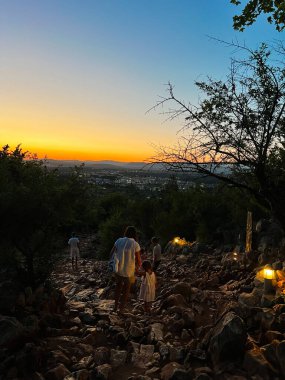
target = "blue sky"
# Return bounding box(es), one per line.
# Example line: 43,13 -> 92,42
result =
0,0 -> 284,161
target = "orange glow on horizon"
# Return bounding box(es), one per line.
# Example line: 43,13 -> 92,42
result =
2,144 -> 151,163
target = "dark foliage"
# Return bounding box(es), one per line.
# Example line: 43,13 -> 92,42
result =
0,145 -> 96,286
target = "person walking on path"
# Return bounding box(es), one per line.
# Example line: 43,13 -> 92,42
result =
68,232 -> 80,270
152,236 -> 162,272
139,260 -> 156,314
110,226 -> 141,314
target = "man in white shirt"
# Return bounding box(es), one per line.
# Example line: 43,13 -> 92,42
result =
152,236 -> 162,272
68,232 -> 80,270
110,226 -> 141,313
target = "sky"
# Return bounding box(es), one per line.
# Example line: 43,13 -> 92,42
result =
0,0 -> 284,162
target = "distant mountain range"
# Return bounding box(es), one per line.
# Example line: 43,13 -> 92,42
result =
44,159 -> 160,170
43,159 -> 232,174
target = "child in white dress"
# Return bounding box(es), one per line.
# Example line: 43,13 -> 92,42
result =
139,260 -> 156,313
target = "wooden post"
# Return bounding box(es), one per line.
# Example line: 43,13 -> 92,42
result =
245,211 -> 252,269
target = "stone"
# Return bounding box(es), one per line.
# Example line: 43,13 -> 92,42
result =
0,316 -> 25,349
171,283 -> 192,302
194,367 -> 213,376
148,323 -> 164,343
161,294 -> 188,310
129,322 -> 144,339
176,256 -> 188,264
16,292 -> 26,307
277,313 -> 285,330
208,312 -> 247,366
79,312 -> 97,325
0,280 -> 21,314
169,319 -> 184,334
182,309 -> 195,328
93,346 -> 110,366
31,372 -> 45,380
276,340 -> 285,377
193,374 -> 211,380
72,355 -> 93,370
170,368 -> 193,379
261,294 -> 275,308
23,314 -> 39,336
94,363 -> 112,380
131,344 -> 155,368
158,343 -> 169,359
50,350 -> 71,366
160,362 -> 183,380
181,329 -> 191,340
264,330 -> 284,343
72,369 -> 90,380
259,309 -> 276,331
45,363 -> 71,380
81,330 -> 108,347
261,340 -> 279,369
169,346 -> 186,363
145,366 -> 160,376
110,349 -> 127,367
238,287 -> 263,308
243,348 -> 274,380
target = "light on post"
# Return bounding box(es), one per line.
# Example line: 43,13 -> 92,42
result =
263,265 -> 275,295
264,268 -> 274,280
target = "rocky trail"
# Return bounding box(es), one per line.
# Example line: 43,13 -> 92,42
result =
2,240 -> 285,379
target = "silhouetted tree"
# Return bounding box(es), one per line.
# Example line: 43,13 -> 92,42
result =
0,145 -> 96,285
151,43 -> 285,228
231,0 -> 285,31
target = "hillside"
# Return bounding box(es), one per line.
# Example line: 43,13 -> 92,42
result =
2,235 -> 285,379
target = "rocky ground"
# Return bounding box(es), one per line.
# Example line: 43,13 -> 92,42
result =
1,242 -> 285,379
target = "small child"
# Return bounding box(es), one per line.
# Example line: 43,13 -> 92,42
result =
139,260 -> 156,314
68,232 -> 80,270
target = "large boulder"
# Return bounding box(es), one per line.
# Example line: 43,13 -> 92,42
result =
170,282 -> 192,302
208,312 -> 247,366
45,363 -> 71,380
160,362 -> 183,380
160,294 -> 188,310
243,347 -> 275,379
256,219 -> 284,253
0,316 -> 26,349
0,280 -> 21,314
238,287 -> 263,308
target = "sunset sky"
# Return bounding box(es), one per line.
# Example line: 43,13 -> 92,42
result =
0,0 -> 283,162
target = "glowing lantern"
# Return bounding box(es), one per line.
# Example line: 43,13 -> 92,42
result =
174,237 -> 180,244
264,268 -> 274,280
263,265 -> 275,295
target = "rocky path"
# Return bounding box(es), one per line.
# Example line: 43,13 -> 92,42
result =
3,249 -> 285,379
41,255 -> 247,380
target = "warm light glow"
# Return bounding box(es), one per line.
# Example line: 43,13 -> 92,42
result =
174,237 -> 180,244
264,268 -> 274,280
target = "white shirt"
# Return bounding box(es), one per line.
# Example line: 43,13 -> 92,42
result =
68,237 -> 79,253
114,237 -> 140,277
153,243 -> 162,262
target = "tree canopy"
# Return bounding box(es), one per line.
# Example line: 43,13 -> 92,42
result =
0,145 -> 96,285
231,0 -> 285,31
151,42 -> 285,227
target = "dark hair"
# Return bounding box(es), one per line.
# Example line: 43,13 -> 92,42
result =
151,236 -> 159,244
124,226 -> 137,239
142,260 -> 152,271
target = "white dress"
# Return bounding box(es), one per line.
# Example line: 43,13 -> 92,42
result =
139,272 -> 156,302
68,237 -> 80,258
